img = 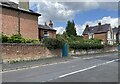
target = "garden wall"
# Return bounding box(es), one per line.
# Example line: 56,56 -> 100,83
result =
1,43 -> 62,63
69,46 -> 118,56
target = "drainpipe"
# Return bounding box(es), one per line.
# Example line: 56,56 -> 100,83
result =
18,11 -> 20,34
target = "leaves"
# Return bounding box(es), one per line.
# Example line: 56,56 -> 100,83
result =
66,20 -> 77,37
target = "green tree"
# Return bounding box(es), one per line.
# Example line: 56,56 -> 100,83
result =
65,20 -> 77,37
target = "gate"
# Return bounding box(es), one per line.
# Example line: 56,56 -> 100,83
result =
118,45 -> 120,56
62,43 -> 68,57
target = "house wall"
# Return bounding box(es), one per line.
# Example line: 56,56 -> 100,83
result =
20,12 -> 38,39
94,33 -> 107,43
1,7 -> 39,39
1,8 -> 18,36
49,31 -> 56,38
83,33 -> 107,44
39,29 -> 56,40
83,35 -> 89,39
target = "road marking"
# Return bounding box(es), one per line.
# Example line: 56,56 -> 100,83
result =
59,59 -> 119,78
59,65 -> 97,78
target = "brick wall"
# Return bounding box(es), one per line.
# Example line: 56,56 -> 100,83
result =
1,8 -> 18,35
83,33 -> 107,43
1,7 -> 39,39
69,46 -> 118,56
1,44 -> 62,63
39,29 -> 56,40
94,33 -> 107,43
20,12 -> 38,39
83,35 -> 88,39
49,31 -> 56,38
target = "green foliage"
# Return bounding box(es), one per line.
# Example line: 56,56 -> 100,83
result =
84,38 -> 102,44
43,38 -> 65,49
69,42 -> 104,50
65,20 -> 77,37
0,33 -> 9,43
8,34 -> 25,43
0,33 -> 40,44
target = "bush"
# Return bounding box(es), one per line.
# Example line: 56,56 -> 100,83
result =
0,33 -> 9,43
8,34 -> 25,43
43,38 -> 65,49
0,33 -> 40,44
69,41 -> 104,50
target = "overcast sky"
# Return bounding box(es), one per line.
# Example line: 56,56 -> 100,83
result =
10,0 -> 119,35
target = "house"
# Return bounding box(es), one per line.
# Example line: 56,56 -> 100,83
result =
0,1 -> 41,39
112,26 -> 120,44
82,22 -> 113,45
38,20 -> 56,40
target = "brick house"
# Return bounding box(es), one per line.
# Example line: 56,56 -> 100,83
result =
38,20 -> 56,40
0,1 -> 41,39
112,26 -> 120,44
82,22 -> 113,45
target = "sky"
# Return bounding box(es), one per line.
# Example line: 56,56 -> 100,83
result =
10,0 -> 119,35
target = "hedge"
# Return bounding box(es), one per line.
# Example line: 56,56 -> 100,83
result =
69,42 -> 104,50
0,33 -> 40,44
43,38 -> 65,49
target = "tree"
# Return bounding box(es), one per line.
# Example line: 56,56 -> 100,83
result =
65,20 -> 77,37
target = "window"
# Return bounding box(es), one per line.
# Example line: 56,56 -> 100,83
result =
107,31 -> 111,39
44,31 -> 48,35
114,34 -> 116,40
89,34 -> 94,39
43,30 -> 49,37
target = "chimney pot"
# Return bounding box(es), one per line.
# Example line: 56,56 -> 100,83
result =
49,20 -> 53,28
86,24 -> 89,28
44,22 -> 47,26
98,22 -> 101,26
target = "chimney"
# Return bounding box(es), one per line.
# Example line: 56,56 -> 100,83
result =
19,0 -> 29,10
86,24 -> 90,31
98,22 -> 101,26
98,22 -> 102,31
44,22 -> 47,26
49,20 -> 53,28
86,24 -> 89,28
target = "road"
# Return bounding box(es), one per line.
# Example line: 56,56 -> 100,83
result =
2,53 -> 119,82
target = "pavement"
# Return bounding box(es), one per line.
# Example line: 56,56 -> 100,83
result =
1,52 -> 119,82
2,51 -> 118,71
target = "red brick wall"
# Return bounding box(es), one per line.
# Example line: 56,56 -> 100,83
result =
83,33 -> 107,43
20,12 -> 38,39
39,29 -> 56,39
94,33 -> 107,43
1,8 -> 18,36
49,31 -> 56,38
1,8 -> 39,39
0,7 -> 2,33
1,44 -> 62,63
83,35 -> 88,39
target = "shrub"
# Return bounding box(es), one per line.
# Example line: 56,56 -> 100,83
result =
0,33 -> 40,44
0,33 -> 9,43
43,38 -> 65,49
8,34 -> 25,43
69,41 -> 104,50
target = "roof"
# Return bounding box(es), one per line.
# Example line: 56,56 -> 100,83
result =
112,27 -> 120,34
83,24 -> 110,35
0,2 -> 41,16
38,24 -> 56,31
